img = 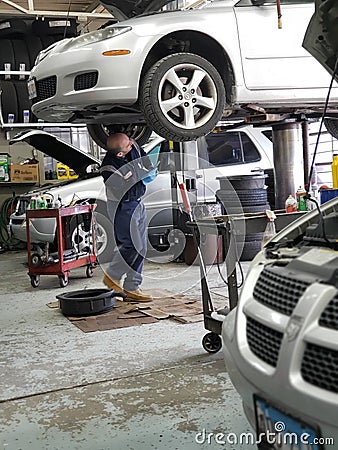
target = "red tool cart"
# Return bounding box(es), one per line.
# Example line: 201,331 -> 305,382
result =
26,204 -> 97,288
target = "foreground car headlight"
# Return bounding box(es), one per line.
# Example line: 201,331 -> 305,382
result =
64,26 -> 132,49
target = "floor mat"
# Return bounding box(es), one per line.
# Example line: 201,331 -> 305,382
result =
47,289 -> 203,333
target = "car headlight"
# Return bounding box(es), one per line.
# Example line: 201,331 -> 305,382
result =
65,26 -> 132,49
34,41 -> 62,65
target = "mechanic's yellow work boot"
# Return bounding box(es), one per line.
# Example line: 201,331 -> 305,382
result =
103,273 -> 123,293
123,288 -> 152,302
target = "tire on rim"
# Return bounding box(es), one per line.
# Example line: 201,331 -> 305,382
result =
87,123 -> 152,150
93,209 -> 116,264
68,205 -> 115,265
141,53 -> 225,142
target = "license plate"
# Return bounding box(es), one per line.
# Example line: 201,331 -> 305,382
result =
254,395 -> 322,449
27,78 -> 37,100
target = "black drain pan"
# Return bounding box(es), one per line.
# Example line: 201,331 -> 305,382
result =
56,288 -> 126,316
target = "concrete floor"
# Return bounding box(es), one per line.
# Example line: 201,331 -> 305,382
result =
0,250 -> 256,450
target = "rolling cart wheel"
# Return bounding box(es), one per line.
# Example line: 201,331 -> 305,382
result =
30,275 -> 40,288
59,274 -> 69,288
86,266 -> 94,278
202,332 -> 222,354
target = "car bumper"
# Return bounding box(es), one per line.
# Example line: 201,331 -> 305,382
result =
30,33 -> 151,122
221,257 -> 338,445
10,216 -> 56,244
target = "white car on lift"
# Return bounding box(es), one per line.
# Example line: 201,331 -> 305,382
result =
9,123 -> 274,263
28,0 -> 338,147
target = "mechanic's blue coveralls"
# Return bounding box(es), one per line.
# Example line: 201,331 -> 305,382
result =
100,143 -> 154,291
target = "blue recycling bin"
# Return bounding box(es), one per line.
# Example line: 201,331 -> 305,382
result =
320,188 -> 338,204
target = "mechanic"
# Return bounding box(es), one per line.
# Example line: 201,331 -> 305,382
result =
100,132 -> 156,302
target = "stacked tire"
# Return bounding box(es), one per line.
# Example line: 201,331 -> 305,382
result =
0,17 -> 78,124
216,174 -> 270,261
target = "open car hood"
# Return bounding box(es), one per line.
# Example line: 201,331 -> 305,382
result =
303,0 -> 338,84
10,130 -> 100,176
100,0 -> 173,20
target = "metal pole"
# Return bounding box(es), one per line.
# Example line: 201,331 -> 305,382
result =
272,122 -> 304,209
301,120 -> 310,189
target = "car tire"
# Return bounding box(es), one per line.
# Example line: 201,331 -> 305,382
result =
238,239 -> 262,261
27,35 -> 43,68
87,123 -> 152,150
324,117 -> 338,140
0,40 -> 15,79
93,205 -> 116,265
11,39 -> 30,71
14,81 -> 35,122
67,205 -> 115,265
0,19 -> 28,38
141,53 -> 225,142
0,80 -> 18,121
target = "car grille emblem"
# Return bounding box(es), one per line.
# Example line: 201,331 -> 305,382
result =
285,315 -> 304,342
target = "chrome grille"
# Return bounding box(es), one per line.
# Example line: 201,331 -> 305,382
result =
246,316 -> 283,367
253,265 -> 310,316
74,71 -> 98,91
319,295 -> 338,330
301,343 -> 338,394
33,76 -> 57,103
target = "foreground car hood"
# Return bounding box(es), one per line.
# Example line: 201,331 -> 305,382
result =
10,130 -> 100,176
100,0 -> 174,20
303,0 -> 338,84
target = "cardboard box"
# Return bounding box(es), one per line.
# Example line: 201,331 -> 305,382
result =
10,164 -> 39,182
0,153 -> 10,182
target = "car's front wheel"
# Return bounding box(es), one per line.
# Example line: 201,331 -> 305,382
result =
141,53 -> 225,142
87,123 -> 152,150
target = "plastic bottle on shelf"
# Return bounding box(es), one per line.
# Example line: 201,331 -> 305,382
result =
40,196 -> 48,209
29,195 -> 37,209
285,194 -> 298,212
331,153 -> 338,188
296,186 -> 307,211
35,195 -> 47,209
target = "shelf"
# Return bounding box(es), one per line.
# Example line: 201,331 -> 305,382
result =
0,181 -> 36,185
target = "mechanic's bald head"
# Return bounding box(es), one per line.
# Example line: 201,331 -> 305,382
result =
107,133 -> 133,157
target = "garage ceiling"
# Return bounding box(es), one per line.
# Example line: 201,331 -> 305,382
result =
0,1 -> 200,32
0,0 -> 115,31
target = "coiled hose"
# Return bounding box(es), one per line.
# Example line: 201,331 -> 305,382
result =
0,197 -> 23,252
